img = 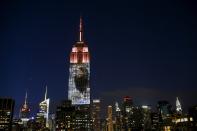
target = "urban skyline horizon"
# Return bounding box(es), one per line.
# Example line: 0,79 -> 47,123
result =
1,15 -> 196,118
1,1 -> 196,129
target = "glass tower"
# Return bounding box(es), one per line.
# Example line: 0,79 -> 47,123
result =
36,86 -> 50,128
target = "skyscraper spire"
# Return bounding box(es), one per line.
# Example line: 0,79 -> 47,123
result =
24,91 -> 27,106
79,16 -> 84,42
176,97 -> 182,114
45,85 -> 47,100
20,90 -> 30,119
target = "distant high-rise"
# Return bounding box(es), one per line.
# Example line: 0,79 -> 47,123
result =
56,100 -> 93,130
107,105 -> 113,131
157,100 -> 172,120
141,105 -> 152,130
0,98 -> 15,131
36,86 -> 50,128
157,101 -> 172,130
19,91 -> 30,120
114,102 -> 122,131
92,99 -> 101,131
122,96 -> 133,114
151,112 -> 159,130
189,105 -> 197,129
56,100 -> 75,130
122,96 -> 133,130
68,17 -> 90,105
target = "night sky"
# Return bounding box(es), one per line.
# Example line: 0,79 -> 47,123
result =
0,0 -> 197,117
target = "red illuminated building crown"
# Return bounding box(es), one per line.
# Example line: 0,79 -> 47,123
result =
70,17 -> 90,64
20,91 -> 30,113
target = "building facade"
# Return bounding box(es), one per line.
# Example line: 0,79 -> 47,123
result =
56,100 -> 93,131
56,100 -> 75,130
107,105 -> 113,131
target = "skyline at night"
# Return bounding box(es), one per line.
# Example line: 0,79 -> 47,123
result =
0,0 -> 197,117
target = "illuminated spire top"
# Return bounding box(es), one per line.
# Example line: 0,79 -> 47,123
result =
115,102 -> 121,112
20,91 -> 30,119
45,85 -> 47,100
176,97 -> 182,114
24,91 -> 27,106
79,16 -> 84,42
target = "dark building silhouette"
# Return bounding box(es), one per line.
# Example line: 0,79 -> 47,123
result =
189,105 -> 197,130
151,112 -> 159,130
0,98 -> 15,131
157,101 -> 172,120
122,96 -> 133,130
141,105 -> 152,130
56,100 -> 93,130
157,100 -> 173,130
129,106 -> 144,130
56,100 -> 75,130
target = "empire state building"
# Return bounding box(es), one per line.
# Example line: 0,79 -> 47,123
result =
68,17 -> 90,105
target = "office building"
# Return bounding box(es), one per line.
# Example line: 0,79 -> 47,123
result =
0,98 -> 15,131
36,86 -> 50,128
92,99 -> 101,131
107,105 -> 113,131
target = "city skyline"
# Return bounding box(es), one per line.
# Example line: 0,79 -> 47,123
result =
0,0 -> 196,117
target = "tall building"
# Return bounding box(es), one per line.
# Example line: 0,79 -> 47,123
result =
92,99 -> 101,131
19,91 -> 30,129
74,105 -> 93,130
36,86 -> 50,128
151,112 -> 159,130
114,102 -> 122,131
0,98 -> 15,131
122,96 -> 133,115
141,105 -> 152,130
157,101 -> 172,130
68,17 -> 90,105
19,91 -> 30,120
58,17 -> 93,131
107,105 -> 113,131
122,96 -> 133,130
